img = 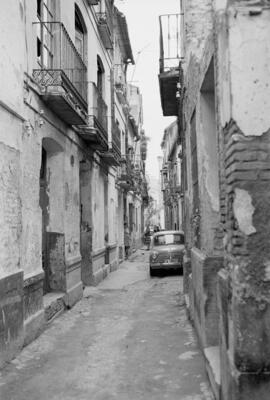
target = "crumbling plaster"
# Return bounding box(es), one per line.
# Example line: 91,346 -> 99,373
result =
0,1 -> 25,115
184,0 -> 214,65
229,8 -> 270,137
0,142 -> 21,277
233,188 -> 256,236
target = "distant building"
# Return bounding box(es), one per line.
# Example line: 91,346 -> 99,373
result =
160,121 -> 182,231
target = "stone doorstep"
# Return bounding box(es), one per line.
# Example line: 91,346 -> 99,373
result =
204,346 -> 221,400
43,292 -> 66,323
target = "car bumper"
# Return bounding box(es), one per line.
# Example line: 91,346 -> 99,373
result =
150,262 -> 182,270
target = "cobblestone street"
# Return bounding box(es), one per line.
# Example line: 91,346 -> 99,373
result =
0,250 -> 213,400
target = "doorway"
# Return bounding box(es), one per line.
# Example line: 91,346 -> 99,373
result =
39,147 -> 50,293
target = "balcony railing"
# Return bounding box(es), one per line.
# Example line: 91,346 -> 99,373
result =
33,22 -> 87,107
100,119 -> 121,166
89,82 -> 108,138
159,14 -> 182,73
158,14 -> 182,116
96,12 -> 113,36
114,64 -> 128,106
96,0 -> 113,49
112,121 -> 121,158
120,155 -> 132,177
117,156 -> 134,190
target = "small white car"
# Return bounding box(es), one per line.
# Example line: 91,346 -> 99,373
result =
149,230 -> 185,276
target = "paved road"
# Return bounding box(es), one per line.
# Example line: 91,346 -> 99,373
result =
0,249 -> 213,400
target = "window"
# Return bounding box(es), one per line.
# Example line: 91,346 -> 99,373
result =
75,6 -> 86,60
36,0 -> 55,67
97,56 -> 104,94
154,233 -> 184,246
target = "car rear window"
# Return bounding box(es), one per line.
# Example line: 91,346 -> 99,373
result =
154,233 -> 184,246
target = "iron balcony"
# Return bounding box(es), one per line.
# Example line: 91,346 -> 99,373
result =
33,22 -> 88,125
158,14 -> 182,117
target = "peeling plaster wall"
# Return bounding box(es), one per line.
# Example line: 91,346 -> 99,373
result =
214,2 -> 270,396
182,0 -> 224,365
183,0 -> 216,252
0,2 -> 25,279
214,0 -> 231,128
229,8 -> 270,137
20,121 -> 42,277
0,1 -> 25,115
63,145 -> 81,262
0,140 -> 21,278
233,188 -> 255,236
184,0 -> 213,67
198,86 -> 221,254
0,111 -> 22,280
182,0 -> 270,397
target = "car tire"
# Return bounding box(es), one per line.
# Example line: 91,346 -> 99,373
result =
149,267 -> 155,277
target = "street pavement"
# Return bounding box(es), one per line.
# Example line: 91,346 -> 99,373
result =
0,249 -> 214,400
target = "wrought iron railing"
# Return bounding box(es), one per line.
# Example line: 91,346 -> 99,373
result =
114,65 -> 126,88
89,82 -> 108,136
159,14 -> 182,73
33,22 -> 87,104
119,155 -> 132,178
111,120 -> 121,157
96,0 -> 113,36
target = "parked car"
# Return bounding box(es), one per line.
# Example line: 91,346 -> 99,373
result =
149,230 -> 185,276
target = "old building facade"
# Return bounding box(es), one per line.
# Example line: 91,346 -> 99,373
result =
159,1 -> 270,399
160,120 -> 183,231
0,0 -> 148,367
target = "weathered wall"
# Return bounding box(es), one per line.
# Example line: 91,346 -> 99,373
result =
0,1 -> 26,366
191,248 -> 222,348
0,1 -> 25,114
0,0 -> 88,363
80,159 -> 93,285
199,82 -> 220,254
182,0 -> 223,354
215,1 -> 270,399
92,159 -> 106,251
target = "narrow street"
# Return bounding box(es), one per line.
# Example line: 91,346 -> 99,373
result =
0,250 -> 213,400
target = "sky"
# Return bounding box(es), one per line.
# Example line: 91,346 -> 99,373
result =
115,0 -> 180,179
